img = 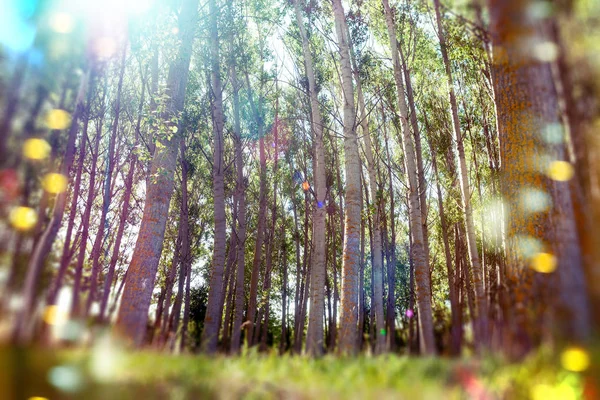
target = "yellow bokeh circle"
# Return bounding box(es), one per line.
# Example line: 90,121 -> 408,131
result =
547,161 -> 574,182
561,346 -> 590,372
9,206 -> 38,231
23,138 -> 51,160
45,109 -> 71,130
530,252 -> 557,273
42,173 -> 68,194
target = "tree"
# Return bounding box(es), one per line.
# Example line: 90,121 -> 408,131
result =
201,0 -> 228,353
115,0 -> 198,346
294,0 -> 328,357
381,0 -> 436,355
332,0 -> 361,355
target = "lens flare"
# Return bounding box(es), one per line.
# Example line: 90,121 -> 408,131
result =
49,12 -> 75,34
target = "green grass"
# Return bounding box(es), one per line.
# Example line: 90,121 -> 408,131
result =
1,344 -> 595,399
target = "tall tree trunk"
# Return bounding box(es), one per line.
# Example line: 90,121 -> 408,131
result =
383,112 -> 397,351
115,0 -> 197,346
488,0 -> 591,342
230,62 -> 247,354
348,23 -> 385,354
156,233 -> 181,346
382,0 -> 436,354
294,0 -> 328,356
430,137 -> 462,355
180,249 -> 192,352
399,45 -> 430,278
433,0 -> 487,347
167,141 -> 192,351
201,0 -> 227,353
332,0 -> 361,355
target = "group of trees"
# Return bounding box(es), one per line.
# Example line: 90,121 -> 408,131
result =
1,0 -> 598,356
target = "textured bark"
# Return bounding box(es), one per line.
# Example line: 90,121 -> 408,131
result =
291,182 -> 304,353
245,80 -> 267,347
86,47 -> 127,317
433,0 -> 487,346
201,0 -> 227,353
488,0 -> 591,342
430,138 -> 462,355
400,46 -> 430,278
382,113 -> 397,351
333,0 -> 361,355
280,228 -> 288,353
230,62 -> 247,353
294,0 -> 327,357
167,141 -> 191,351
382,0 -> 436,354
180,249 -> 192,352
13,70 -> 90,342
551,20 -> 600,336
115,0 -> 197,346
348,23 -> 385,354
156,233 -> 181,346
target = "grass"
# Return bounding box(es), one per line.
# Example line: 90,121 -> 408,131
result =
1,342 -> 596,399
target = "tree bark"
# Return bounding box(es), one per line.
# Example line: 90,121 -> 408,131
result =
381,0 -> 436,354
433,0 -> 487,347
115,0 -> 197,346
294,0 -> 328,356
488,0 -> 591,342
201,0 -> 228,353
333,0 -> 361,355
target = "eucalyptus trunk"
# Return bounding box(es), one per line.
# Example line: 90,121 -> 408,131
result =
382,0 -> 436,354
332,0 -> 361,355
433,0 -> 487,346
294,0 -> 327,356
201,0 -> 228,353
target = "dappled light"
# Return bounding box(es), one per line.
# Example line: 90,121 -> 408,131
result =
1,0 -> 600,398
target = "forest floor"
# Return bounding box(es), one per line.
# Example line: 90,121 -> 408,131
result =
1,344 -> 596,399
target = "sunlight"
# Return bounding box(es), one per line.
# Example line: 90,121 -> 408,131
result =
49,12 -> 75,34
